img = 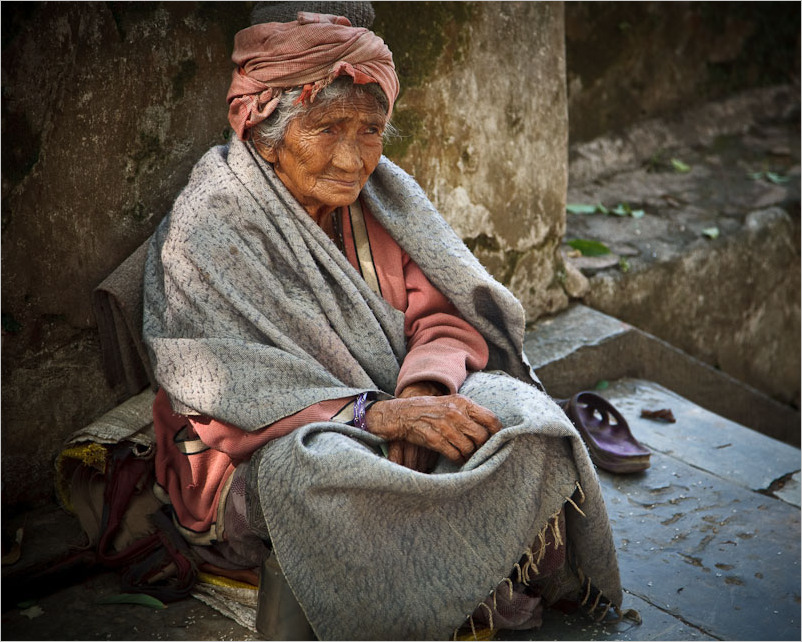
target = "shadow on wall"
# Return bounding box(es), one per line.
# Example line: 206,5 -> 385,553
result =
1,2 -> 254,509
565,1 -> 800,143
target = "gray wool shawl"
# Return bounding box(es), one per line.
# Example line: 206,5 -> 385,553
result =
143,137 -> 537,426
142,137 -> 623,639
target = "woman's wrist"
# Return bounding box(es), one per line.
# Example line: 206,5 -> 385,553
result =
363,398 -> 383,434
398,380 -> 448,398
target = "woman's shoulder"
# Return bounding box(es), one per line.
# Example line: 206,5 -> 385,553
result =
171,142 -> 248,220
182,143 -> 233,198
154,143 -> 243,246
372,156 -> 420,189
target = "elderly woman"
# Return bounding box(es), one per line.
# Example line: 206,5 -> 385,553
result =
143,3 -> 625,639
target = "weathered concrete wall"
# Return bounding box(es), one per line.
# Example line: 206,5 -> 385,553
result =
2,2 -> 252,508
564,87 -> 800,410
561,0 -> 801,410
585,208 -> 801,408
374,1 -> 569,316
2,2 -> 570,508
565,2 -> 800,143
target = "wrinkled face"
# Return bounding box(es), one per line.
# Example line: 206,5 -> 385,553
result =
257,92 -> 386,222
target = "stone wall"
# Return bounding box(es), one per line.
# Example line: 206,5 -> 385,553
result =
374,1 -> 570,316
2,2 -> 252,508
564,1 -> 800,143
1,2 -> 569,508
562,1 -> 800,409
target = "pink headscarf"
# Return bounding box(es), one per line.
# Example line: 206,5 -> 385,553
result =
226,12 -> 399,141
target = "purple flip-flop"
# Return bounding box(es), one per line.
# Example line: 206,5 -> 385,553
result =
560,392 -> 651,474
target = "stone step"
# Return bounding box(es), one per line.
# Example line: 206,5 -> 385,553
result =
525,304 -> 800,446
501,377 -> 800,641
602,378 -> 800,505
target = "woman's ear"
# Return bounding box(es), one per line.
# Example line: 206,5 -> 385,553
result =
253,139 -> 278,164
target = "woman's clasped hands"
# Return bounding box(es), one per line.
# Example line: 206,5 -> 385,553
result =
365,381 -> 502,473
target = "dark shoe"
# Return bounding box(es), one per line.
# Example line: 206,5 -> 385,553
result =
560,392 -> 651,474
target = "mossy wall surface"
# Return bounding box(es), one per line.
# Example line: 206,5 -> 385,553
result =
565,1 -> 801,143
374,1 -> 570,317
2,2 -> 253,508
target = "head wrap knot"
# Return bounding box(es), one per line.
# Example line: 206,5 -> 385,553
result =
226,12 -> 399,140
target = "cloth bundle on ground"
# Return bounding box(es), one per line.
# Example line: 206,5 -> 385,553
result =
141,136 -> 625,639
45,393 -> 197,608
54,391 -> 267,633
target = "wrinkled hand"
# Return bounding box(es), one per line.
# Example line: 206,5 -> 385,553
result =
385,382 -> 446,472
366,385 -> 502,465
385,440 -> 439,473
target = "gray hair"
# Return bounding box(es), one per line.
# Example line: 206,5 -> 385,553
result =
252,78 -> 396,151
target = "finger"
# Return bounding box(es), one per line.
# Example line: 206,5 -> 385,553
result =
387,441 -> 404,465
418,427 -> 464,462
429,410 -> 479,460
442,404 -> 492,446
403,442 -> 418,469
451,419 -> 491,450
462,398 -> 504,434
420,447 -> 439,473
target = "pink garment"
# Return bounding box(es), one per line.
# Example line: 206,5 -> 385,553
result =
154,201 -> 489,537
226,12 -> 399,140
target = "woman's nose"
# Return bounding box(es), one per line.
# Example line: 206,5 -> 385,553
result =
331,138 -> 362,172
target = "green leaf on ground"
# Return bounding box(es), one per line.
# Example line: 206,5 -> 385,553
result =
749,171 -> 790,184
566,239 -> 611,257
594,380 -> 610,391
765,171 -> 790,184
702,227 -> 720,239
610,203 -> 646,218
567,202 -> 645,218
619,257 -> 630,272
671,158 -> 691,173
97,594 -> 167,610
566,203 -> 600,215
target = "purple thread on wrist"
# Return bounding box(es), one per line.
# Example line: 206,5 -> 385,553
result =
353,392 -> 373,430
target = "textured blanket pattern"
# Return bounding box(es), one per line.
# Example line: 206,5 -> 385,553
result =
250,372 -> 621,640
143,137 -> 622,639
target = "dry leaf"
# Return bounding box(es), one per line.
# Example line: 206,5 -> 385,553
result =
641,408 -> 676,423
2,527 -> 23,566
21,605 -> 44,619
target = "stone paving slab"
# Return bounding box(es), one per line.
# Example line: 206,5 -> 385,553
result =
601,449 -> 799,641
598,379 -> 799,642
602,379 -> 801,502
499,590 -> 717,641
501,378 -> 800,641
